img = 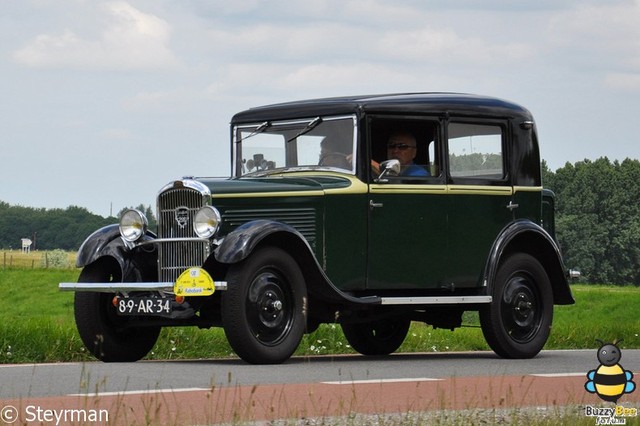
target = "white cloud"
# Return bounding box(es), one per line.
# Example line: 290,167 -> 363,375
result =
377,28 -> 532,65
547,2 -> 640,74
13,1 -> 178,70
102,127 -> 135,141
604,72 -> 640,91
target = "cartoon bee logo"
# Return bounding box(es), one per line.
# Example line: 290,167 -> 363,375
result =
585,339 -> 636,403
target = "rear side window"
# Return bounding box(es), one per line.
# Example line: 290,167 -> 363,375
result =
447,123 -> 504,180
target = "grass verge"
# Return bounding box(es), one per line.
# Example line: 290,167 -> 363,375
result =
0,268 -> 638,363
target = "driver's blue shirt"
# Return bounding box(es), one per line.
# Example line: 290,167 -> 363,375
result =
401,163 -> 430,177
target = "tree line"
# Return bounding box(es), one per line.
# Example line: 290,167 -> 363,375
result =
0,203 -> 155,251
1,157 -> 638,285
542,157 -> 640,286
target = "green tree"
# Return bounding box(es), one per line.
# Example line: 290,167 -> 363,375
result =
0,203 -> 116,250
544,157 -> 640,285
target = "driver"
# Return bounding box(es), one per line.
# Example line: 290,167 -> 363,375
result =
371,131 -> 430,177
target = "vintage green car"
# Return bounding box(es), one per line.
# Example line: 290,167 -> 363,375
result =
60,93 -> 575,364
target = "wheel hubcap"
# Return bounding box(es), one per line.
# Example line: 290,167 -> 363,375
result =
261,290 -> 284,321
247,271 -> 293,346
501,276 -> 540,343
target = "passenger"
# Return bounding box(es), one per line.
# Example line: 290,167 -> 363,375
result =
319,137 -> 351,170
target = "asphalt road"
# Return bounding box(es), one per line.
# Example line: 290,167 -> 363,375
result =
1,349 -> 639,399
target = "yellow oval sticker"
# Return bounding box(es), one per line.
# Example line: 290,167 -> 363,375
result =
174,267 -> 215,297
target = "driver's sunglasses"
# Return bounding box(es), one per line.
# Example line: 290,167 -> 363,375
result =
387,143 -> 415,151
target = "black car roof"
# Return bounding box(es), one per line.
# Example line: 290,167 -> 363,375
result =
231,92 -> 533,124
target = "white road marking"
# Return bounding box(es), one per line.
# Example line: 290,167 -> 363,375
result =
322,378 -> 442,385
529,372 -> 587,377
324,373 -> 590,384
68,387 -> 210,397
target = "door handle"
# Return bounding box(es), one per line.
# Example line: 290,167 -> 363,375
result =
506,201 -> 519,211
369,200 -> 383,210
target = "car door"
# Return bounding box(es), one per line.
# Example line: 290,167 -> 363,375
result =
366,117 -> 449,290
444,120 -> 513,288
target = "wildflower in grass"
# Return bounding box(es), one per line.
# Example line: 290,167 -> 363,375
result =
431,345 -> 437,352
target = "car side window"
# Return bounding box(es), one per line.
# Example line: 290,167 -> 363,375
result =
447,122 -> 504,181
369,117 -> 441,183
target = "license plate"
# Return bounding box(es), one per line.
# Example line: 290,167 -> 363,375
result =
116,297 -> 172,316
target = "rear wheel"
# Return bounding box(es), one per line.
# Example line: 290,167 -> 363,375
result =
222,247 -> 307,364
74,260 -> 161,362
341,317 -> 410,356
480,253 -> 553,359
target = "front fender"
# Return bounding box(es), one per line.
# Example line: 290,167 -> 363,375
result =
214,219 -> 380,307
485,220 -> 574,305
76,224 -> 158,281
215,220 -> 306,264
76,224 -> 124,268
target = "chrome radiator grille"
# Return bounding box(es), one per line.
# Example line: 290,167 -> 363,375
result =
157,186 -> 209,282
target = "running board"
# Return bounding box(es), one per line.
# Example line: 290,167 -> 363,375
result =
379,295 -> 492,305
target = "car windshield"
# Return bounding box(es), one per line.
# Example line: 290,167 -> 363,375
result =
233,115 -> 357,177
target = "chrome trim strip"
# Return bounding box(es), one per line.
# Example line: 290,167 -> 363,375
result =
59,281 -> 228,293
379,296 -> 492,305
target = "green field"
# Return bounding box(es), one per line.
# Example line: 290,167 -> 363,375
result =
0,250 -> 77,269
0,268 -> 639,364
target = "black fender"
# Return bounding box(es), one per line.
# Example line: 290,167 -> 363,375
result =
214,220 -> 307,264
484,219 -> 575,305
214,220 -> 379,306
76,224 -> 122,268
76,224 -> 158,282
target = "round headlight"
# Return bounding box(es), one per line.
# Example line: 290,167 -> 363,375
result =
194,206 -> 221,238
119,209 -> 148,242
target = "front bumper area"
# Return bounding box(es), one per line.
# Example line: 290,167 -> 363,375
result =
59,281 -> 228,293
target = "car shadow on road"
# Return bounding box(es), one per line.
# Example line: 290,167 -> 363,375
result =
151,350 -> 509,366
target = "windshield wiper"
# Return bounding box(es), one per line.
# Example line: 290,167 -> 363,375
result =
236,121 -> 271,143
286,117 -> 322,143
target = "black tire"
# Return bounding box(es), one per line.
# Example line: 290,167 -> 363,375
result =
221,247 -> 307,364
74,261 -> 161,362
480,253 -> 553,359
341,317 -> 410,356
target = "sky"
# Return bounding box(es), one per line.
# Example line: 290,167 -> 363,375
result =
2,0 -> 640,217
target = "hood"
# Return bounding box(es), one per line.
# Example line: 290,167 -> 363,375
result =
194,174 -> 356,198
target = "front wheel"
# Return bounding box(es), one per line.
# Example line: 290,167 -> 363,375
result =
341,317 -> 410,356
74,261 -> 161,362
221,247 -> 307,364
480,253 -> 553,359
